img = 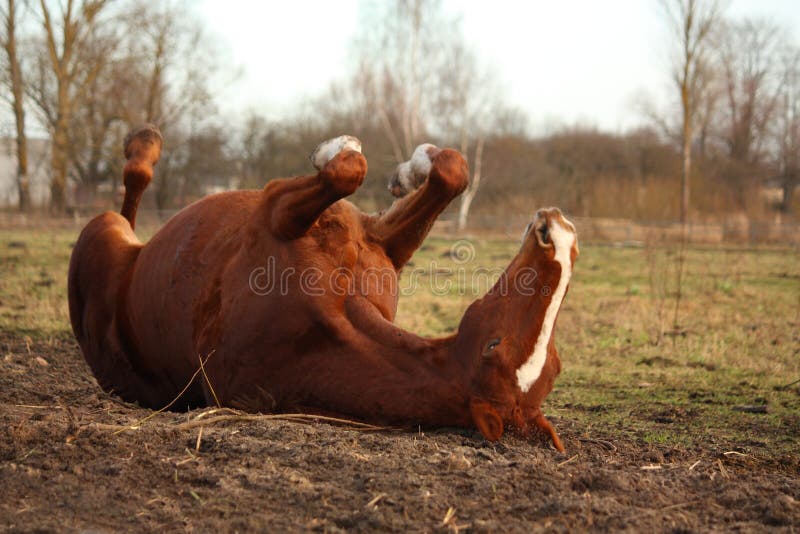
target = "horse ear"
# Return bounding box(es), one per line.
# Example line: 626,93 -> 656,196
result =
470,399 -> 504,442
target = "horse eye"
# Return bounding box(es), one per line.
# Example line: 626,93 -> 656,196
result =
522,222 -> 533,242
483,338 -> 501,356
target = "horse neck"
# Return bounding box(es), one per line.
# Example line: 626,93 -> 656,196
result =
339,296 -> 473,426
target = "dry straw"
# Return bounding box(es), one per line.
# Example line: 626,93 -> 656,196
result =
109,350 -> 389,434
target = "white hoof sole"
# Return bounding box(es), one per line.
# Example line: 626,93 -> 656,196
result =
388,143 -> 439,197
310,135 -> 362,171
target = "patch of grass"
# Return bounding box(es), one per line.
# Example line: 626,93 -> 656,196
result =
1,227 -> 798,464
396,237 -> 799,460
0,229 -> 75,339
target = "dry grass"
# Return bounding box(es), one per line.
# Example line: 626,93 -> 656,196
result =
396,235 -> 800,458
1,226 -> 799,461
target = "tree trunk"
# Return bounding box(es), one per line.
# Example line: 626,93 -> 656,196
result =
681,83 -> 692,225
782,174 -> 796,213
681,121 -> 691,224
457,137 -> 484,232
38,0 -> 109,213
664,0 -> 723,225
457,188 -> 475,233
3,0 -> 29,211
16,150 -> 29,211
12,104 -> 29,212
11,55 -> 29,212
50,115 -> 69,212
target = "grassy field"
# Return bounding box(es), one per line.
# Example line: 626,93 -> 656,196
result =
2,226 -> 798,460
397,236 -> 800,462
0,225 -> 798,530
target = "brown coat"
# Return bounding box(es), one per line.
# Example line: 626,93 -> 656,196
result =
68,128 -> 577,451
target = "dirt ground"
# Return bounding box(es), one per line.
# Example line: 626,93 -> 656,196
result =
1,332 -> 798,533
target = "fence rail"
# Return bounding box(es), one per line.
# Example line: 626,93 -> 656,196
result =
436,214 -> 800,245
1,209 -> 799,246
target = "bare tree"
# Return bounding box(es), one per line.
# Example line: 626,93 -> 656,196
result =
0,0 -> 29,210
716,18 -> 783,166
117,2 -> 220,130
775,45 -> 800,213
122,2 -> 228,213
27,0 -> 109,211
432,40 -> 499,231
350,0 -> 443,162
26,0 -> 227,212
662,0 -> 725,225
456,137 -> 483,231
66,14 -> 121,204
347,0 -> 505,230
693,68 -> 723,159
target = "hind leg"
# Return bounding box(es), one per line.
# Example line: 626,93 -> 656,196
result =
120,125 -> 162,230
69,212 -> 182,408
262,135 -> 367,240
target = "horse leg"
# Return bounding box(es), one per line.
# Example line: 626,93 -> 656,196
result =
368,144 -> 469,269
532,412 -> 566,453
262,135 -> 367,240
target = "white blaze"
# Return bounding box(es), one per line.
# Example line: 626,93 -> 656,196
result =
516,219 -> 574,393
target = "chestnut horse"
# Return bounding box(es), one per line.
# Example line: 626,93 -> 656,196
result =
68,126 -> 578,450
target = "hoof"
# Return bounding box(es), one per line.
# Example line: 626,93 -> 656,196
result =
310,135 -> 362,171
319,150 -> 367,197
124,124 -> 162,164
388,143 -> 440,198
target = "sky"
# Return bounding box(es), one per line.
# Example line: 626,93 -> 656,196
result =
199,0 -> 800,134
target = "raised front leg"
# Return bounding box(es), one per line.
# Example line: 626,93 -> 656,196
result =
369,144 -> 469,269
263,135 -> 366,240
